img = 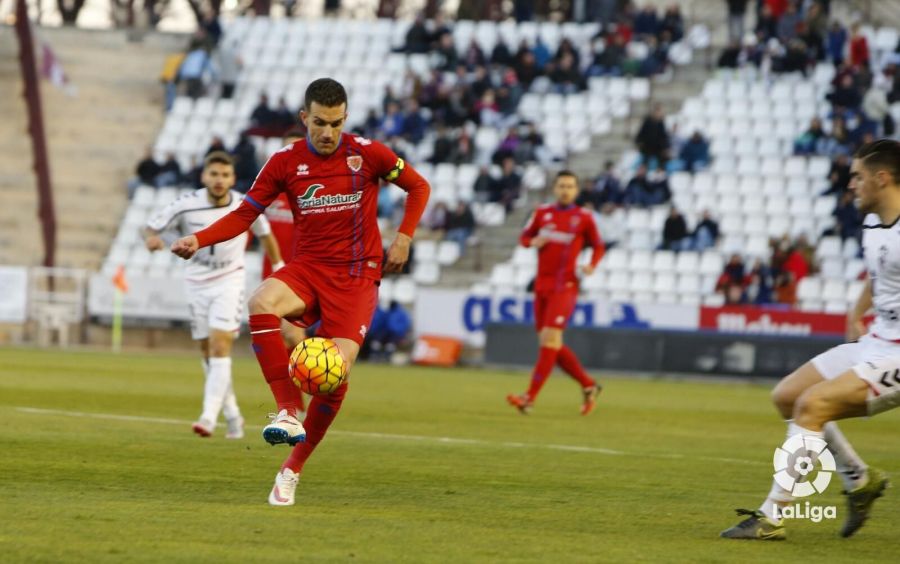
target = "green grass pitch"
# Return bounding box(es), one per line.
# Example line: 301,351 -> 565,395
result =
1,347 -> 898,563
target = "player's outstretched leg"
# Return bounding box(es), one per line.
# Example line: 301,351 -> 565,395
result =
719,509 -> 786,540
268,382 -> 349,506
250,313 -> 306,445
507,346 -> 559,414
556,345 -> 602,415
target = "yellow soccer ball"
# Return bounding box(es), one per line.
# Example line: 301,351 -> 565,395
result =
289,337 -> 347,395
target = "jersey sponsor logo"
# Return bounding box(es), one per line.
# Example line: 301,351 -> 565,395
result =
538,226 -> 576,244
296,183 -> 363,213
347,155 -> 363,172
296,164 -> 309,176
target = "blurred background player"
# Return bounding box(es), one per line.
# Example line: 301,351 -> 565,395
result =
171,78 -> 430,506
144,151 -> 283,439
263,127 -> 309,413
507,171 -> 605,415
720,140 -> 900,541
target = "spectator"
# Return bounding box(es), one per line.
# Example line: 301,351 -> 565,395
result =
633,6 -> 659,38
156,153 -> 182,187
777,2 -> 802,43
444,201 -> 476,254
718,40 -> 742,68
783,240 -> 810,282
549,52 -> 584,94
647,164 -> 672,205
794,117 -> 827,155
273,97 -> 296,131
205,135 -> 227,156
849,23 -> 870,68
862,86 -> 890,136
587,33 -> 627,77
476,89 -> 504,129
473,166 -> 497,203
818,116 -> 853,157
635,104 -> 670,165
404,14 -> 430,54
249,94 -> 276,128
424,201 -> 449,231
777,38 -> 810,75
435,31 -> 459,71
128,148 -> 161,196
726,0 -> 749,44
624,164 -> 653,207
495,157 -> 522,211
185,156 -> 203,188
214,38 -> 241,99
592,202 -> 625,249
514,49 -> 542,90
160,52 -> 184,112
431,126 -> 456,164
747,259 -> 775,305
806,1 -> 828,39
201,12 -> 222,46
661,207 -> 691,251
679,131 -> 711,172
822,153 -> 851,195
491,40 -> 514,66
580,161 -> 623,207
379,101 -> 406,138
828,74 -> 862,114
231,133 -> 258,193
369,301 -> 412,360
178,41 -> 213,99
826,21 -> 847,65
832,190 -> 862,241
716,254 -> 748,304
755,5 -> 778,41
660,5 -> 684,41
692,210 -> 721,251
401,99 -> 428,144
463,38 -> 486,70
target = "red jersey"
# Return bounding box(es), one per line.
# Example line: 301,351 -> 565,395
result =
262,194 -> 294,278
196,133 -> 430,281
520,204 -> 605,293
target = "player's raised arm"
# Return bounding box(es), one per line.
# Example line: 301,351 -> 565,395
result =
375,148 -> 431,273
171,153 -> 285,259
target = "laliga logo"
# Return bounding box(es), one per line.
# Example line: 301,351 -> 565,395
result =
772,434 -> 838,522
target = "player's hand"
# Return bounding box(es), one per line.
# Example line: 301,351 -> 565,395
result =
171,235 -> 200,260
580,264 -> 596,276
145,235 -> 165,251
846,318 -> 867,342
384,233 -> 412,273
531,236 -> 548,249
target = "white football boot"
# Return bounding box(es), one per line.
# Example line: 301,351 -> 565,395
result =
268,468 -> 299,506
191,418 -> 214,438
262,409 -> 306,446
225,416 -> 244,440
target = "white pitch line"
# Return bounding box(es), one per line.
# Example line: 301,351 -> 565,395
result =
13,406 -> 765,466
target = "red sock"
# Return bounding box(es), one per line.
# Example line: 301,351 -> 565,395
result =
283,382 -> 348,473
525,346 -> 560,400
249,313 -> 301,414
285,345 -> 306,412
557,345 -> 595,388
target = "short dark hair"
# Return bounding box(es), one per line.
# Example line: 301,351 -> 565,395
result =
304,78 -> 348,110
204,151 -> 233,168
856,139 -> 900,184
555,170 -> 579,183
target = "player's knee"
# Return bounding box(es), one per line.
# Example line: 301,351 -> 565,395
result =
248,289 -> 276,315
793,389 -> 830,422
539,330 -> 562,349
770,382 -> 797,417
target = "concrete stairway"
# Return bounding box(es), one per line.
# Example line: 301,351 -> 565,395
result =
0,27 -> 184,269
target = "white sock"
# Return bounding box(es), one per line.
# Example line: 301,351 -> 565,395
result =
201,357 -> 231,425
222,379 -> 242,422
759,421 -> 825,521
824,422 -> 868,491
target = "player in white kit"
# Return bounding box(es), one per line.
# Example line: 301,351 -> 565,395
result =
721,140 -> 900,541
143,151 -> 284,439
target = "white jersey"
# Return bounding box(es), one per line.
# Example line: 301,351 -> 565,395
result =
147,189 -> 271,282
862,213 -> 900,340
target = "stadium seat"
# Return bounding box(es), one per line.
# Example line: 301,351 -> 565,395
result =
436,241 -> 461,266
846,280 -> 866,303
844,259 -> 865,282
816,237 -> 842,260
392,278 -> 417,305
821,279 -> 846,302
652,250 -> 676,273
489,264 -> 515,288
628,250 -> 653,272
415,240 -> 437,263
677,273 -> 701,295
698,252 -> 723,276
607,271 -> 631,292
820,258 -> 844,280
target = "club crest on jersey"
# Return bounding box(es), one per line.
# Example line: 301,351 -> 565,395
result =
296,164 -> 309,176
543,213 -> 553,220
347,155 -> 363,172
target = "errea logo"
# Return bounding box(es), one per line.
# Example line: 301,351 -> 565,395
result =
296,164 -> 309,176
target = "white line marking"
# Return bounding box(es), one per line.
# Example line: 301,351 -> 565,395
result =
13,406 -> 764,466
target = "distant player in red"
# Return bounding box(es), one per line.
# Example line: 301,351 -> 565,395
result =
507,171 -> 605,415
172,79 -> 431,505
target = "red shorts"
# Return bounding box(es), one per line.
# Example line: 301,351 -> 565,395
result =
533,287 -> 579,330
270,261 -> 379,346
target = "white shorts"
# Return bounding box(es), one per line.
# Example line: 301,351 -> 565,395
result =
811,333 -> 900,415
185,270 -> 245,340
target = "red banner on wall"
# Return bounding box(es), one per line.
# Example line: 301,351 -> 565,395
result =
699,306 -> 847,336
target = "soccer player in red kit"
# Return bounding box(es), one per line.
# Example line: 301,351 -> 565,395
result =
171,79 -> 430,505
507,171 -> 605,415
